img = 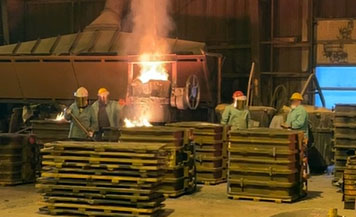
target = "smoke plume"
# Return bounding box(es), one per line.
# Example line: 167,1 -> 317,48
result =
129,0 -> 174,56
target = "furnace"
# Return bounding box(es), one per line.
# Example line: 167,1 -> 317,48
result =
125,56 -> 201,124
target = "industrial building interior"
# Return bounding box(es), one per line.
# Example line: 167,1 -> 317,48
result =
0,0 -> 355,217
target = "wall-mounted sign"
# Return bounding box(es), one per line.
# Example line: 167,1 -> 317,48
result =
316,19 -> 356,65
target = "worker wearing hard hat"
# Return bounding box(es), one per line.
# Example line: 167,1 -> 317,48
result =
221,91 -> 250,130
92,88 -> 123,139
282,92 -> 309,139
282,92 -> 309,181
65,87 -> 97,140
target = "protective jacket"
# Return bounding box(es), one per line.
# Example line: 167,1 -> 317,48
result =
221,104 -> 250,130
92,100 -> 121,129
286,105 -> 309,139
65,103 -> 97,139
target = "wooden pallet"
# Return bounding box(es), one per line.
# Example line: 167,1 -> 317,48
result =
41,166 -> 163,178
160,189 -> 186,198
42,155 -> 166,167
41,191 -> 160,204
228,194 -> 298,203
36,183 -> 157,195
37,177 -> 158,189
42,195 -> 164,208
43,142 -> 168,159
42,161 -> 163,172
40,202 -> 164,217
42,148 -> 165,158
40,172 -> 162,184
197,178 -> 226,185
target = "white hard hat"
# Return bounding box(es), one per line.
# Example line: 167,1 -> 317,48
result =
74,87 -> 89,97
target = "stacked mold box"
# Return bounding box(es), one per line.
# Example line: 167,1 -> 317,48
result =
31,120 -> 70,175
37,141 -> 168,217
120,127 -> 196,197
166,122 -> 229,185
31,120 -> 70,144
228,129 -> 306,202
305,106 -> 334,173
344,156 -> 356,210
334,104 -> 356,182
0,134 -> 37,185
101,127 -> 120,142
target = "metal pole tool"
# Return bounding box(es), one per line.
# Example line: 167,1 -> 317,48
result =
68,111 -> 94,140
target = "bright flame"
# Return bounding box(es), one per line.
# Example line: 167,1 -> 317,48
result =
137,54 -> 168,83
138,61 -> 168,83
124,118 -> 152,128
55,112 -> 65,121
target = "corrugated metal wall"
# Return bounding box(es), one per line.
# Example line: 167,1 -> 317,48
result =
315,0 -> 356,18
2,0 -> 356,105
171,0 -> 252,102
23,0 -> 105,40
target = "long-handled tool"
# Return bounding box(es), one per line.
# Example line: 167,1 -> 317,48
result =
68,111 -> 95,140
246,62 -> 255,107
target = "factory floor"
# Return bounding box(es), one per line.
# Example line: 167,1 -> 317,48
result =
0,175 -> 354,217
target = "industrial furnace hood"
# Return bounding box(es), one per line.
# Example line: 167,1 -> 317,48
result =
0,0 -> 205,56
0,0 -> 215,108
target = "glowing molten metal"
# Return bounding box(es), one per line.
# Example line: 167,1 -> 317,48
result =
54,112 -> 65,121
137,54 -> 168,83
124,118 -> 152,128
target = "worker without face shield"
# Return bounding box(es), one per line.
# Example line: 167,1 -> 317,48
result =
64,87 -> 97,140
92,88 -> 123,140
220,91 -> 250,130
282,92 -> 309,180
282,92 -> 309,140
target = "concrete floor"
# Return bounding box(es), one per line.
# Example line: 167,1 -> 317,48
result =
0,175 -> 354,217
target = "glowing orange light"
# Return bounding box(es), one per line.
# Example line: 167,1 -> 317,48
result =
54,112 -> 65,121
124,118 -> 152,128
137,54 -> 168,83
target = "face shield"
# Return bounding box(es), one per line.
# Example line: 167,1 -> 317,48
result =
75,96 -> 88,108
98,93 -> 109,105
234,99 -> 246,110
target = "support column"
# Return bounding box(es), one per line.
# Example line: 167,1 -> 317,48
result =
248,0 -> 261,105
1,0 -> 9,44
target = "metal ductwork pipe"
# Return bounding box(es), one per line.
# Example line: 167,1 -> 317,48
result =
85,0 -> 127,31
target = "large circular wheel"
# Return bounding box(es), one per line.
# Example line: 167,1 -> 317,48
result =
185,75 -> 200,110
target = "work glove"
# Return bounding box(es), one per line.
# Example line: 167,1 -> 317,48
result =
65,107 -> 72,115
281,123 -> 291,129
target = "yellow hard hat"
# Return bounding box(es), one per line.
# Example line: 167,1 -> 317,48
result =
98,88 -> 109,95
290,92 -> 303,101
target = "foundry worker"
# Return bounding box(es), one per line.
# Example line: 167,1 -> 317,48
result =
282,92 -> 309,180
282,92 -> 309,140
221,91 -> 250,130
92,88 -> 122,139
65,87 -> 97,140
